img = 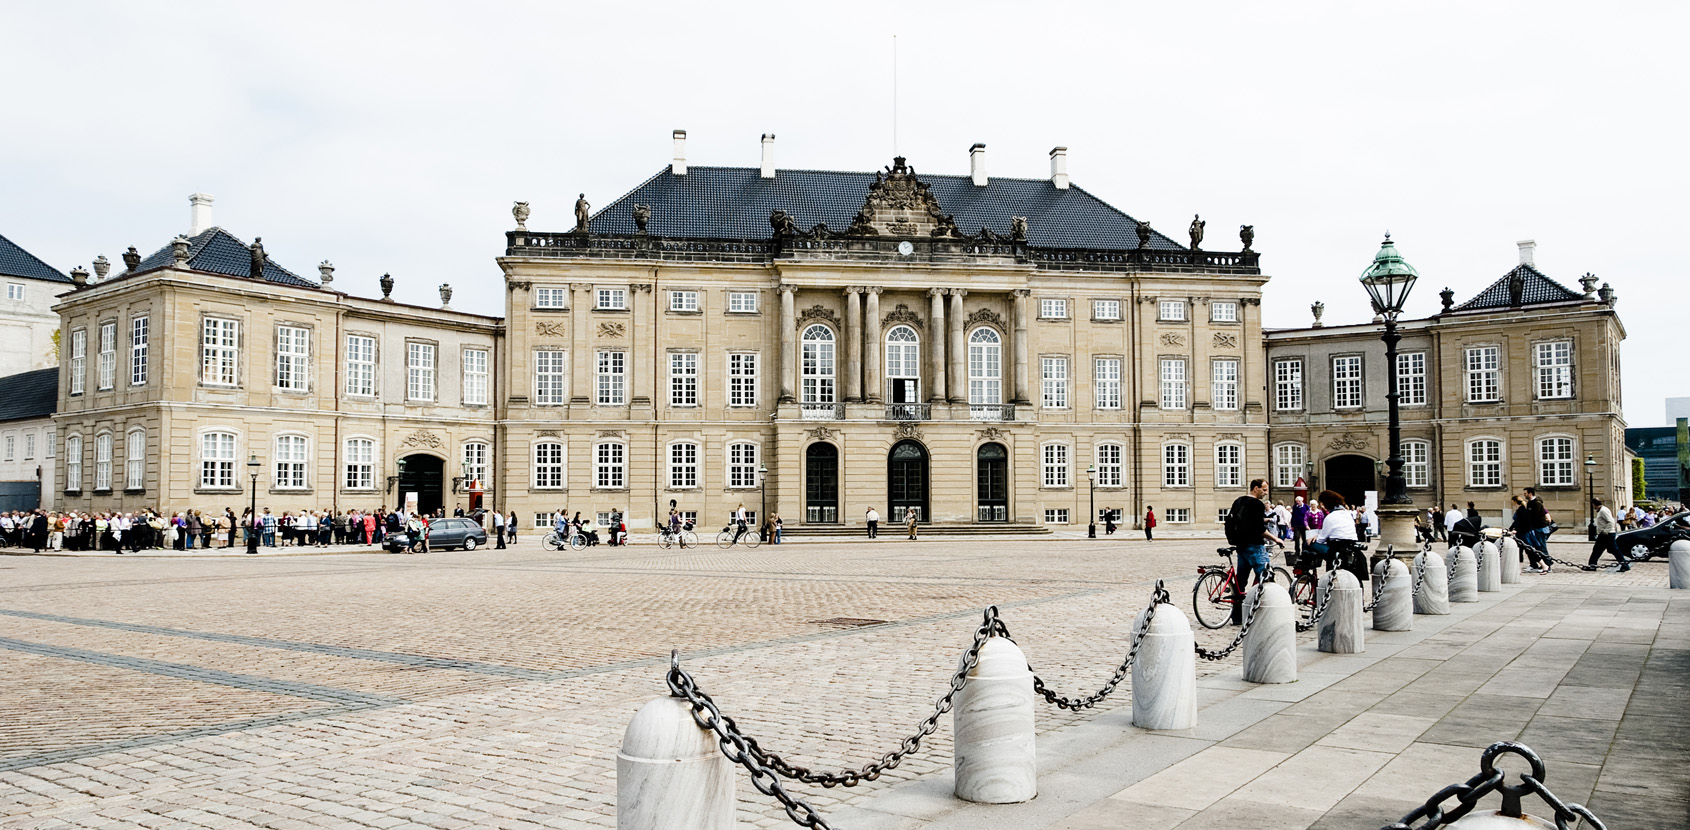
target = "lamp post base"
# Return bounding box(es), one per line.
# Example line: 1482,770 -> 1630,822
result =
1374,505 -> 1420,568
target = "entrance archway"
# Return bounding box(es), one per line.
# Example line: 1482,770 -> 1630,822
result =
805,443 -> 839,524
887,440 -> 928,523
1323,454 -> 1376,508
977,442 -> 1008,522
398,454 -> 445,516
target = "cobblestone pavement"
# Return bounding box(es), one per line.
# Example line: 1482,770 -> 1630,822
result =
0,536 -> 1668,829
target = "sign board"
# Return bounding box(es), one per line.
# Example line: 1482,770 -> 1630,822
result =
404,492 -> 419,515
1364,491 -> 1378,513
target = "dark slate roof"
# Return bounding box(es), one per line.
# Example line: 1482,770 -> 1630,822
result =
133,227 -> 317,288
0,233 -> 69,283
588,165 -> 1189,251
1454,263 -> 1582,311
0,368 -> 58,422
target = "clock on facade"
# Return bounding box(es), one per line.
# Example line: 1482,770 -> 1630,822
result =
897,240 -> 914,256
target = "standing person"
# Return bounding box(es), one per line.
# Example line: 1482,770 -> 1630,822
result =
1443,503 -> 1463,542
771,513 -> 782,545
905,506 -> 918,540
1144,505 -> 1156,541
492,508 -> 506,549
506,511 -> 518,546
1290,497 -> 1309,554
1582,498 -> 1626,572
261,508 -> 276,547
29,510 -> 46,553
731,503 -> 748,545
1225,479 -> 1284,622
1517,488 -> 1553,573
865,507 -> 879,539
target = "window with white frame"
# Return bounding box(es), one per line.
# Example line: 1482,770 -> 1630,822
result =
24,431 -> 34,460
1163,443 -> 1190,487
534,287 -> 568,308
727,292 -> 758,313
595,442 -> 625,488
1465,346 -> 1501,402
669,442 -> 699,489
97,322 -> 115,390
65,435 -> 82,490
346,335 -> 375,396
1044,508 -> 1070,524
274,435 -> 307,489
1095,358 -> 1121,409
669,290 -> 699,312
463,441 -> 489,486
801,325 -> 836,404
1215,443 -> 1242,488
596,350 -> 626,405
1160,358 -> 1187,409
596,288 -> 627,310
1040,298 -> 1067,319
729,353 -> 757,407
728,442 -> 759,488
1274,443 -> 1306,489
1534,341 -> 1573,400
276,326 -> 309,391
70,329 -> 85,395
3,435 -> 12,461
669,352 -> 698,407
1402,440 -> 1430,488
1211,301 -> 1238,322
533,350 -> 566,405
1095,443 -> 1122,487
1093,299 -> 1120,320
1043,443 -> 1069,487
1041,357 -> 1069,409
344,438 -> 374,489
202,318 -> 239,387
1537,437 -> 1575,486
5,283 -> 22,301
1274,359 -> 1302,411
1212,359 -> 1239,411
969,328 -> 1002,405
407,342 -> 436,401
1397,352 -> 1427,406
1166,508 -> 1191,523
885,326 -> 921,404
130,316 -> 148,386
200,431 -> 236,489
46,428 -> 55,459
1159,300 -> 1186,321
532,442 -> 564,489
1467,439 -> 1503,487
1332,354 -> 1363,409
462,348 -> 489,405
125,428 -> 144,490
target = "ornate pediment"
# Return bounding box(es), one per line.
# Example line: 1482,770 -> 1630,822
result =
882,303 -> 923,329
401,429 -> 443,449
848,157 -> 957,239
966,308 -> 1004,328
798,305 -> 840,327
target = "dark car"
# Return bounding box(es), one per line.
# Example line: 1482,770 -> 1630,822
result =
382,517 -> 489,553
1609,511 -> 1690,561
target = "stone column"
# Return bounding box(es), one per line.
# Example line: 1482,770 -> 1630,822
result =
843,287 -> 862,403
778,285 -> 796,404
1011,289 -> 1031,405
863,287 -> 882,404
929,288 -> 947,404
948,289 -> 967,405
570,283 -> 592,403
631,283 -> 653,406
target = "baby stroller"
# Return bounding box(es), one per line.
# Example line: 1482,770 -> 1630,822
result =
1449,515 -> 1486,549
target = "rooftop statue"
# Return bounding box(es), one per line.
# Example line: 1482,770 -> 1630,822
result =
1239,224 -> 1254,251
769,209 -> 798,237
1135,220 -> 1152,249
512,201 -> 530,231
249,237 -> 266,278
1188,215 -> 1205,251
574,193 -> 590,233
632,203 -> 650,232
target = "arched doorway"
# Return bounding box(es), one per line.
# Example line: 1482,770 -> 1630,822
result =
888,440 -> 928,523
1323,454 -> 1376,508
805,443 -> 839,524
398,453 -> 445,516
977,442 -> 1008,522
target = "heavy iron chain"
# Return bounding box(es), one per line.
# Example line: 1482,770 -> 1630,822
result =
1296,573 -> 1339,632
1195,577 -> 1269,661
1362,558 -> 1391,612
1517,535 -> 1583,571
1018,581 -> 1170,710
1382,741 -> 1606,830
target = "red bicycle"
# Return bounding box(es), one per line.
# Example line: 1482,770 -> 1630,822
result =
1193,547 -> 1293,629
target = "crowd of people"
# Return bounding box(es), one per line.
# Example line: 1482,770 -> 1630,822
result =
0,505 -> 514,554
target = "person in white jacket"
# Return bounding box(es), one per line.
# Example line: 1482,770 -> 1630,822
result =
1582,499 -> 1626,572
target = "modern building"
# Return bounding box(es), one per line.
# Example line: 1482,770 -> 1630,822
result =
1666,398 -> 1690,425
1625,421 -> 1686,505
0,368 -> 58,511
0,231 -> 72,376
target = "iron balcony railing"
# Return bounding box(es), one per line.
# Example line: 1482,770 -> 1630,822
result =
885,403 -> 930,421
799,403 -> 844,420
969,403 -> 1017,421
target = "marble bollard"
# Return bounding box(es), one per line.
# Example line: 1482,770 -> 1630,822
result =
1132,603 -> 1197,730
1499,536 -> 1522,584
1373,558 -> 1414,631
953,637 -> 1036,803
1671,540 -> 1690,590
1438,811 -> 1560,828
1318,570 -> 1366,654
1414,550 -> 1450,615
1476,541 -> 1502,592
1241,581 -> 1297,684
1448,546 -> 1479,603
618,696 -> 735,830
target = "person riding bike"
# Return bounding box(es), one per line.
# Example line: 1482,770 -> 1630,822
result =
1306,490 -> 1366,586
731,503 -> 748,545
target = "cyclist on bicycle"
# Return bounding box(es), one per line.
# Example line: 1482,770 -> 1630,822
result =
1225,479 -> 1284,612
553,509 -> 569,541
1306,490 -> 1365,584
731,503 -> 749,545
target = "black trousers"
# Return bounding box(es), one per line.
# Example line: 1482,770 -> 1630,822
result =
1586,533 -> 1623,568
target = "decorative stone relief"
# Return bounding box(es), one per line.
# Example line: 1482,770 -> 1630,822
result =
401,430 -> 443,449
979,427 -> 1007,441
1217,433 -> 1245,442
630,284 -> 652,293
1329,433 -> 1370,451
806,426 -> 835,441
1159,332 -> 1185,347
893,422 -> 924,441
966,308 -> 1004,327
508,280 -> 533,291
1213,332 -> 1238,348
799,305 -> 840,327
598,322 -> 626,338
536,429 -> 560,438
535,321 -> 565,337
597,430 -> 626,438
882,303 -> 923,329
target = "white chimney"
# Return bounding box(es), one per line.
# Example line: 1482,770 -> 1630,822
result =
969,143 -> 987,187
189,193 -> 215,235
672,129 -> 688,176
1049,146 -> 1069,190
1517,239 -> 1536,267
760,133 -> 776,179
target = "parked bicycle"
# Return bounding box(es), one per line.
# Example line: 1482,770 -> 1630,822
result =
660,520 -> 698,550
1193,546 -> 1291,629
715,522 -> 760,550
541,529 -> 587,552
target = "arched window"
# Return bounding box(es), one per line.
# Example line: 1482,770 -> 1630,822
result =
1095,443 -> 1124,487
65,435 -> 83,490
1163,443 -> 1191,488
728,442 -> 759,488
1273,443 -> 1307,489
595,442 -> 625,489
462,441 -> 490,487
1466,438 -> 1504,487
669,441 -> 699,489
1537,436 -> 1575,486
801,324 -> 836,407
1401,440 -> 1430,488
344,437 -> 375,490
95,433 -> 113,491
274,434 -> 308,490
533,441 -> 564,489
125,428 -> 145,490
1215,442 -> 1242,489
201,431 -> 236,489
885,325 -> 920,404
968,328 -> 1002,416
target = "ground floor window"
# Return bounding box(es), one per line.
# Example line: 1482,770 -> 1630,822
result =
1166,508 -> 1191,523
1044,508 -> 1070,524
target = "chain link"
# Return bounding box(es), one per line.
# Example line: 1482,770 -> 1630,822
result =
1021,581 -> 1171,710
1382,741 -> 1606,830
1515,534 -> 1583,571
1296,573 -> 1339,632
1362,560 -> 1390,612
1195,579 -> 1269,661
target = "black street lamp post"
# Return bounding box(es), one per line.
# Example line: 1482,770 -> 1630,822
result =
246,453 -> 261,554
1585,454 -> 1598,540
758,463 -> 768,541
1086,464 -> 1097,539
1359,235 -> 1420,509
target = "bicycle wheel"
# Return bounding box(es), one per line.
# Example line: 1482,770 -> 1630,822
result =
567,533 -> 586,552
1192,570 -> 1232,629
1289,573 -> 1318,609
681,531 -> 697,549
743,531 -> 761,549
1271,566 -> 1292,587
541,533 -> 560,552
658,533 -> 673,550
716,531 -> 733,549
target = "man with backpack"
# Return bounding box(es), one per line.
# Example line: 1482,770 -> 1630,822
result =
1226,479 -> 1285,624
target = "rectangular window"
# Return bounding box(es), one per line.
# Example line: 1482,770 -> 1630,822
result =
200,432 -> 236,489
125,431 -> 143,490
1044,508 -> 1070,524
1094,358 -> 1121,410
534,287 -> 568,308
276,326 -> 309,391
1092,299 -> 1120,320
1402,440 -> 1429,488
1538,437 -> 1575,486
462,348 -> 489,405
1166,508 -> 1191,524
1274,359 -> 1302,411
462,442 -> 489,486
1163,444 -> 1190,487
596,288 -> 627,310
1332,355 -> 1363,409
1043,444 -> 1069,487
534,350 -> 567,405
1212,359 -> 1239,411
727,292 -> 758,313
1160,358 -> 1187,409
1467,440 -> 1503,487
669,352 -> 699,407
95,434 -> 111,491
1040,298 -> 1068,319
65,436 -> 81,490
97,322 -> 115,390
596,350 -> 626,405
532,442 -> 564,489
1041,357 -> 1069,409
4,436 -> 12,461
669,290 -> 699,312
201,318 -> 239,387
346,335 -> 375,396
1534,341 -> 1573,399
728,443 -> 758,488
70,329 -> 85,395
1397,352 -> 1427,406
5,283 -> 22,301
596,443 -> 625,488
669,443 -> 699,489
1095,444 -> 1122,487
130,316 -> 148,386
24,432 -> 34,460
1466,346 -> 1501,403
1274,443 -> 1306,489
729,353 -> 758,407
407,342 -> 436,401
1159,300 -> 1186,321
274,435 -> 307,489
46,428 -> 54,459
1211,302 -> 1238,322
1215,443 -> 1242,488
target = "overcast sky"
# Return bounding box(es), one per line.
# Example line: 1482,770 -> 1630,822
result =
4,1 -> 1683,425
